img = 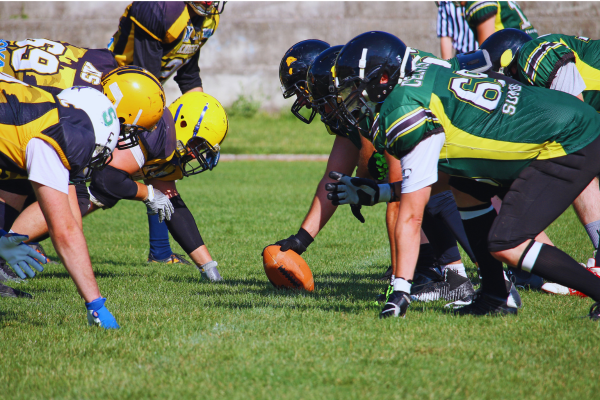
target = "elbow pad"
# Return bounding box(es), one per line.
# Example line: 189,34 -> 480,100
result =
165,195 -> 205,254
88,165 -> 139,209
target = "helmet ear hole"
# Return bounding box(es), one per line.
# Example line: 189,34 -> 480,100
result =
118,117 -> 126,124
180,121 -> 187,128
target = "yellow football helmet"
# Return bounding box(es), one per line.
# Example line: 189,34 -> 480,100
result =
168,91 -> 228,176
186,1 -> 226,16
101,66 -> 166,149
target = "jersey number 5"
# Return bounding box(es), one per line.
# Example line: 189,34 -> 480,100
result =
449,70 -> 502,113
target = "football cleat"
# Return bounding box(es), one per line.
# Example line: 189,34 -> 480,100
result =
540,258 -> 600,297
0,260 -> 24,283
27,242 -> 58,264
454,291 -> 518,316
147,253 -> 191,265
379,291 -> 411,319
506,267 -> 543,290
375,283 -> 394,304
589,302 -> 600,321
0,282 -> 32,298
411,269 -> 475,302
199,261 -> 223,282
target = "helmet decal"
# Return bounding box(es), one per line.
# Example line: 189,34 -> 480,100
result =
500,49 -> 513,67
286,56 -> 297,67
193,102 -> 210,137
358,48 -> 368,79
108,82 -> 123,109
132,109 -> 143,125
173,103 -> 183,123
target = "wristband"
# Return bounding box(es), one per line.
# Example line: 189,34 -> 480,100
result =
378,183 -> 393,203
296,227 -> 315,248
145,185 -> 155,202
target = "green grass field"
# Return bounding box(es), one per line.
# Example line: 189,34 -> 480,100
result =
1,115 -> 600,399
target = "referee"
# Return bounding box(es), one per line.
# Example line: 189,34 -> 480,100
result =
436,1 -> 478,59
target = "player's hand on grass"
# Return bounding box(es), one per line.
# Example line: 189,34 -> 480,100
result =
144,185 -> 175,223
326,171 -> 394,206
86,297 -> 120,329
274,228 -> 314,255
0,232 -> 46,279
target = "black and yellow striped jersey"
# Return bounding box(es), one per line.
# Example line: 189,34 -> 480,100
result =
0,38 -> 118,95
515,34 -> 600,111
370,62 -> 600,187
131,108 -> 181,182
465,1 -> 538,41
0,74 -> 96,180
109,1 -> 218,92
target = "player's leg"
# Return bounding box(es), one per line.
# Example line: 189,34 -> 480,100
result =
489,137 -> 600,311
147,214 -> 181,263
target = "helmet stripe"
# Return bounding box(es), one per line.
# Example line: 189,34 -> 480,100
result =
173,103 -> 183,123
192,102 -> 210,137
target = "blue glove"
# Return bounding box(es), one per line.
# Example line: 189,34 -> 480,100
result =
0,233 -> 46,279
86,297 -> 120,329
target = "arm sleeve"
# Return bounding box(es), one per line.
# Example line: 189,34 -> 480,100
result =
25,138 -> 69,195
549,62 -> 587,96
173,49 -> 203,93
133,28 -> 164,80
399,133 -> 446,194
464,1 -> 498,29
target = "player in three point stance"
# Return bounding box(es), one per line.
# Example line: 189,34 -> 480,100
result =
480,29 -> 600,294
274,40 -> 477,304
327,31 -> 600,319
110,0 -> 224,265
11,91 -> 228,282
0,74 -> 120,328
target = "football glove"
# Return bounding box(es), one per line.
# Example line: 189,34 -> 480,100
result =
85,297 -> 120,329
274,228 -> 314,255
144,185 -> 174,223
350,204 -> 365,223
0,233 -> 46,279
198,260 -> 223,282
325,171 -> 395,206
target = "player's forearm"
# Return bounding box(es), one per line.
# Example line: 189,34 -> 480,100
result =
300,178 -> 339,238
135,182 -> 149,201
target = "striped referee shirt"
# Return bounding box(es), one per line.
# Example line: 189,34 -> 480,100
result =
436,1 -> 478,54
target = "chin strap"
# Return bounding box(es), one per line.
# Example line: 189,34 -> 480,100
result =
399,46 -> 412,80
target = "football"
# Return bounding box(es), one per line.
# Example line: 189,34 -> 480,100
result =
262,245 -> 314,291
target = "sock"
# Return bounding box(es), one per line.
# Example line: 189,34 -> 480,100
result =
442,263 -> 467,278
459,203 -> 509,298
148,213 -> 172,260
584,220 -> 600,264
0,201 -> 20,231
393,277 -> 411,294
524,243 -> 600,302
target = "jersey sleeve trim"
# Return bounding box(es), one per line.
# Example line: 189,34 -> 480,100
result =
385,107 -> 439,146
465,1 -> 498,24
130,17 -> 163,42
165,8 -> 191,43
523,42 -> 569,86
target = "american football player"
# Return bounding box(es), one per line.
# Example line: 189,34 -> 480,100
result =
274,40 -> 477,304
328,31 -> 600,320
109,1 -> 224,264
464,1 -> 538,43
11,92 -> 228,282
0,75 -> 120,328
480,29 -> 600,292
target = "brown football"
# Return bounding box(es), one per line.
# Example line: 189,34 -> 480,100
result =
263,245 -> 314,291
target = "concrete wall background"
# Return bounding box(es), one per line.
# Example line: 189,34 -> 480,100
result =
0,1 -> 599,110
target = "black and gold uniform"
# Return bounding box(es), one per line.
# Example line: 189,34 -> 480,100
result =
0,38 -> 118,95
465,1 -> 538,41
109,1 -> 218,92
0,75 -> 96,181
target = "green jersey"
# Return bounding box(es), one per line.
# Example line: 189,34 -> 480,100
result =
465,1 -> 538,41
516,34 -> 600,110
371,61 -> 600,187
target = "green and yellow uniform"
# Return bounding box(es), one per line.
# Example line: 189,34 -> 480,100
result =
371,61 -> 600,187
465,1 -> 538,41
0,74 -> 96,180
515,34 -> 600,110
0,38 -> 117,94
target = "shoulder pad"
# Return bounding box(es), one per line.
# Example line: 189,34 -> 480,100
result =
455,49 -> 492,73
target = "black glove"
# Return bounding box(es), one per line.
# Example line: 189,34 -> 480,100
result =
350,204 -> 365,223
274,228 -> 314,255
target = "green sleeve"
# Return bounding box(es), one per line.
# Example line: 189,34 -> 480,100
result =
516,39 -> 575,88
465,1 -> 498,29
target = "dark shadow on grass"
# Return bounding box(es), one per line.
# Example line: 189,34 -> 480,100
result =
39,270 -> 137,280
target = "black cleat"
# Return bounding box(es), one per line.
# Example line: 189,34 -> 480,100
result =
375,283 -> 393,304
380,291 -> 411,319
411,270 -> 475,302
0,260 -> 24,283
454,291 -> 518,316
0,283 -> 33,298
378,266 -> 393,281
589,302 -> 600,321
506,267 -> 543,290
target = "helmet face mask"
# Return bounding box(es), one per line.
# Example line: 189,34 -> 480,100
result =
177,137 -> 220,176
186,1 -> 226,16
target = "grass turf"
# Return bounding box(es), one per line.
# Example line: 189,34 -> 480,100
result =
1,160 -> 599,399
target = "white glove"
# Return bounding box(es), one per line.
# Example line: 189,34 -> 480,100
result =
143,185 -> 174,223
0,234 -> 46,279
